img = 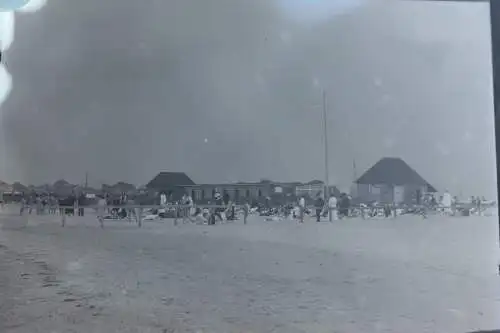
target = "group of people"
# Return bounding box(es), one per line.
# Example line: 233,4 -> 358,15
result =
157,190 -> 239,225
19,193 -> 87,216
297,192 -> 351,223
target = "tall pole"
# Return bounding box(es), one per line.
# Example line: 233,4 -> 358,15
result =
488,0 -> 500,272
322,90 -> 329,200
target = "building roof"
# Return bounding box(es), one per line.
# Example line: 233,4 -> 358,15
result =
53,179 -> 70,187
147,172 -> 195,189
103,182 -> 136,194
356,157 -> 437,191
11,182 -> 28,192
0,180 -> 11,192
305,179 -> 324,185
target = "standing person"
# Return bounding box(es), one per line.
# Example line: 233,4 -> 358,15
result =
41,196 -> 47,215
181,192 -> 191,222
243,201 -> 250,224
184,193 -> 191,219
223,192 -> 230,207
442,190 -> 452,216
186,192 -> 195,218
27,196 -> 33,215
159,191 -> 167,216
328,194 -> 338,221
20,196 -> 26,215
78,193 -> 85,216
35,195 -> 42,215
211,192 -> 224,224
298,196 -> 306,223
222,192 -> 234,221
338,193 -> 350,219
160,192 -> 167,206
223,192 -> 231,220
96,194 -> 107,228
126,197 -> 135,222
48,195 -> 54,215
314,193 -> 324,222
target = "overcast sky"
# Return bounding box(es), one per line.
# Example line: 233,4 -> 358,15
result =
0,0 -> 496,197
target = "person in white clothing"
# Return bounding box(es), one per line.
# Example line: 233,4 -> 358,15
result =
96,195 -> 107,228
298,196 -> 306,223
187,194 -> 195,216
441,190 -> 453,215
328,194 -> 338,221
160,192 -> 167,206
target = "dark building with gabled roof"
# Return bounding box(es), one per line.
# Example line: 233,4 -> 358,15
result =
354,157 -> 436,204
146,172 -> 196,199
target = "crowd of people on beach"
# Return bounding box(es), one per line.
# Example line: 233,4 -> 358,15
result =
6,186 -> 495,227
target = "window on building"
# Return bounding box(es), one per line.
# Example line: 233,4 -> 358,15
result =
201,189 -> 205,199
258,189 -> 262,197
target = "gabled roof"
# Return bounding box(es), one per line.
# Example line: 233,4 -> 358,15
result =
11,182 -> 28,192
103,182 -> 136,194
356,157 -> 436,191
53,179 -> 71,188
306,179 -> 323,185
0,180 -> 11,192
147,172 -> 195,189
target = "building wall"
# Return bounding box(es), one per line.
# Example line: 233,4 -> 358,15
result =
296,184 -> 323,198
295,184 -> 338,198
183,184 -> 272,204
182,183 -> 299,204
356,183 -> 428,204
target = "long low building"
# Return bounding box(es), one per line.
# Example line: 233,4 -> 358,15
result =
182,181 -> 300,204
146,172 -> 341,204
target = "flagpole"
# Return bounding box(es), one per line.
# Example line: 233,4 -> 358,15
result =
322,90 -> 329,201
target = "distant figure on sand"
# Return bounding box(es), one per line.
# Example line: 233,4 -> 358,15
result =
298,196 -> 306,223
441,190 -> 452,215
209,192 -> 224,225
96,195 -> 107,228
338,193 -> 350,219
328,194 -> 338,221
314,193 -> 324,222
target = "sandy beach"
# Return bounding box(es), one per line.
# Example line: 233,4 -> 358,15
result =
0,211 -> 499,332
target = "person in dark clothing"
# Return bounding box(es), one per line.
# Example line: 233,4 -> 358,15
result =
210,192 -> 224,224
78,194 -> 85,216
314,193 -> 325,222
59,195 -> 75,216
338,193 -> 351,219
223,192 -> 230,206
383,204 -> 392,218
222,192 -> 236,220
